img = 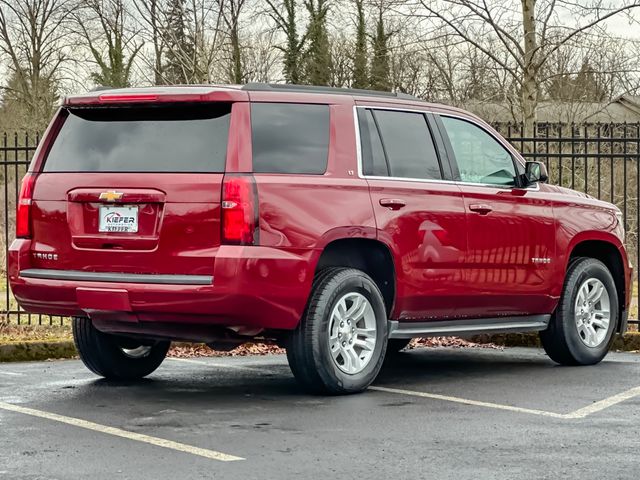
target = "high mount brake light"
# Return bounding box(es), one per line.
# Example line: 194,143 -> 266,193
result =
98,94 -> 159,103
221,175 -> 259,245
16,173 -> 37,238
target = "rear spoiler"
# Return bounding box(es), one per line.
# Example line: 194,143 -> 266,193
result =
63,87 -> 248,106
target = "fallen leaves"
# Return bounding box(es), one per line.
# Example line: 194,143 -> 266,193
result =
167,336 -> 501,358
168,342 -> 285,358
408,336 -> 502,350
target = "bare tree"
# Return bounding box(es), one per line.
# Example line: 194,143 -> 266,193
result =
242,28 -> 281,82
132,0 -> 166,84
215,0 -> 247,84
0,0 -> 71,128
329,31 -> 353,87
414,0 -> 640,137
133,0 -> 224,85
72,0 -> 142,88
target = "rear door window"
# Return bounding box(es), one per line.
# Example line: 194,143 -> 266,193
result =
251,103 -> 329,174
371,109 -> 442,180
44,104 -> 231,172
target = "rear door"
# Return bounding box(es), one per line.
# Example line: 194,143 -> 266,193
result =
30,103 -> 232,276
436,114 -> 557,317
358,106 -> 468,320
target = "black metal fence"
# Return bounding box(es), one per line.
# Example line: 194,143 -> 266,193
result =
1,125 -> 640,328
0,133 -> 68,325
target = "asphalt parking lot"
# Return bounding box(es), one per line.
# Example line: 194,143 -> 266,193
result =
1,346 -> 639,480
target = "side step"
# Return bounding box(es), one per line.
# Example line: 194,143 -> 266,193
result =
388,315 -> 551,339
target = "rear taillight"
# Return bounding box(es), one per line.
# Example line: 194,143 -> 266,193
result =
16,172 -> 37,238
221,174 -> 259,245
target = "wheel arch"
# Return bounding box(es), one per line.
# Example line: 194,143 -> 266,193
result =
314,238 -> 396,317
567,236 -> 628,332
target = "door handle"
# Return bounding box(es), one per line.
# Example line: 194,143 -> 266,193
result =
379,198 -> 406,210
469,203 -> 493,215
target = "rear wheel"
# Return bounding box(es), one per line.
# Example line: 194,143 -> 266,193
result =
540,257 -> 618,366
72,317 -> 170,380
286,268 -> 388,394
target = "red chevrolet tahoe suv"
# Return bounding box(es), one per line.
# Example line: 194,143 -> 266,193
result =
8,83 -> 632,394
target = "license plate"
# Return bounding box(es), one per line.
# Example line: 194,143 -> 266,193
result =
99,205 -> 138,233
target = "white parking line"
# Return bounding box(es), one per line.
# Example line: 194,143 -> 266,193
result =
0,371 -> 24,377
565,385 -> 640,419
167,356 -> 640,419
167,357 -> 278,374
370,385 -> 640,420
0,401 -> 244,462
369,386 -> 567,418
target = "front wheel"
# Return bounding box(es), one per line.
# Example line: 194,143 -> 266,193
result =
286,268 -> 389,394
540,257 -> 618,366
72,317 -> 170,380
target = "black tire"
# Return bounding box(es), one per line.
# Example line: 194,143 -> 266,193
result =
72,316 -> 170,380
286,267 -> 389,395
387,338 -> 411,354
540,257 -> 618,366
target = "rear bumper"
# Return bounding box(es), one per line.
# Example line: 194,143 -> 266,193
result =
8,239 -> 315,332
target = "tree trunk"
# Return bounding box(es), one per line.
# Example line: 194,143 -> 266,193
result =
521,0 -> 538,149
230,25 -> 243,84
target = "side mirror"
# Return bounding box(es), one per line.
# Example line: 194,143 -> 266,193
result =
524,161 -> 548,185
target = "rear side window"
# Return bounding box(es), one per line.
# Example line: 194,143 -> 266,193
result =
371,110 -> 442,180
251,103 -> 329,174
44,104 -> 231,172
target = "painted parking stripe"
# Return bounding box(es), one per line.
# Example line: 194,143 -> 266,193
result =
0,371 -> 24,377
565,385 -> 640,419
168,356 -> 640,419
370,386 -> 567,418
168,357 -> 278,374
0,401 -> 244,462
371,385 -> 640,419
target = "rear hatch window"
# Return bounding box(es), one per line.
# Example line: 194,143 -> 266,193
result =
44,104 -> 231,172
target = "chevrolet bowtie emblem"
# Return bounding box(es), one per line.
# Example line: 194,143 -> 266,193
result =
99,190 -> 124,202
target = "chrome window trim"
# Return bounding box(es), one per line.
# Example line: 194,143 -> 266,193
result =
353,105 -> 540,192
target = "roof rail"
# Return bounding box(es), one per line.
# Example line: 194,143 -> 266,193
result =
242,82 -> 420,101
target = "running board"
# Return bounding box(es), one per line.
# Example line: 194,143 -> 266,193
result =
388,315 -> 551,339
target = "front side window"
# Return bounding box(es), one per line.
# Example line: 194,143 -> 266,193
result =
441,116 -> 516,186
372,110 -> 442,180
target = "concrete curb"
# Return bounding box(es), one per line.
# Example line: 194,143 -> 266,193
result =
0,340 -> 77,362
471,332 -> 640,352
0,341 -> 205,362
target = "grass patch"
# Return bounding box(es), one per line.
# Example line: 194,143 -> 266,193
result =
0,323 -> 72,343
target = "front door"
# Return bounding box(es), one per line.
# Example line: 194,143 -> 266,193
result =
437,115 -> 557,318
357,107 -> 468,320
